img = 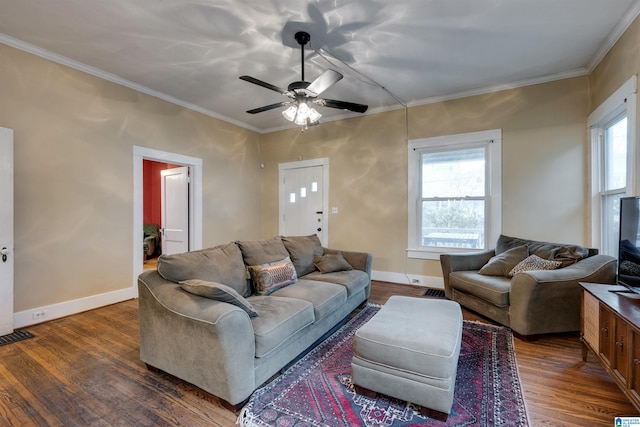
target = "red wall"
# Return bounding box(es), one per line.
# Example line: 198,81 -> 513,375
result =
143,160 -> 181,225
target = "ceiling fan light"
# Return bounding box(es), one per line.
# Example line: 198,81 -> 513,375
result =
282,105 -> 297,121
294,114 -> 308,126
308,107 -> 321,123
296,102 -> 310,118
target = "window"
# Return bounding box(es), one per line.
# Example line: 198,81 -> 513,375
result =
408,129 -> 502,260
589,76 -> 636,257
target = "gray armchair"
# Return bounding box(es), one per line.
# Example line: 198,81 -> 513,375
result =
440,235 -> 617,336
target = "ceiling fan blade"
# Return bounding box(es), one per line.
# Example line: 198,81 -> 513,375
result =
316,98 -> 368,113
246,102 -> 290,114
239,76 -> 289,95
306,69 -> 343,96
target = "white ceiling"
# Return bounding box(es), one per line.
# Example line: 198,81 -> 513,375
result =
1,0 -> 639,133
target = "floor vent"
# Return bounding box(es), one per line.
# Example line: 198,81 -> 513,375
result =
0,329 -> 34,347
422,288 -> 446,299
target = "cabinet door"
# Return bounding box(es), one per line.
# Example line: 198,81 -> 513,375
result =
614,317 -> 630,386
600,305 -> 614,367
631,329 -> 640,403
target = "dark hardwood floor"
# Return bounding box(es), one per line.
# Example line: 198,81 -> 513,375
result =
0,281 -> 636,426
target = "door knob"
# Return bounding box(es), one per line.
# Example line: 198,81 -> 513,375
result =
1,247 -> 7,263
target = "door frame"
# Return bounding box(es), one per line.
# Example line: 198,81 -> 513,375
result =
278,158 -> 329,245
0,128 -> 13,335
133,146 -> 203,289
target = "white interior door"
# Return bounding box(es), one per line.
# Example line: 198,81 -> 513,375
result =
279,159 -> 329,245
161,166 -> 189,255
0,128 -> 14,336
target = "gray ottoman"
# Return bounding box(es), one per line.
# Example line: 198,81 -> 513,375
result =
352,296 -> 463,420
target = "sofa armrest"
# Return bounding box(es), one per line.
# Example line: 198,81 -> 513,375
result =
509,254 -> 617,335
440,250 -> 496,298
323,247 -> 373,279
138,270 -> 257,405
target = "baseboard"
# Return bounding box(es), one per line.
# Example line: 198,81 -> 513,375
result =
12,271 -> 439,328
14,286 -> 138,328
371,270 -> 444,289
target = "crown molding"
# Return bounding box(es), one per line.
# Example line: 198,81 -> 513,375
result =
587,0 -> 640,71
0,33 -> 262,134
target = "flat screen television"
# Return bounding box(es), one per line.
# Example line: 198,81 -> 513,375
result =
618,196 -> 640,291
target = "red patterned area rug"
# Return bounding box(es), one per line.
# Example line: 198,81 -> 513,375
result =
238,303 -> 529,427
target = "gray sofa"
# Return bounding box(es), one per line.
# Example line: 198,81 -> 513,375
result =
440,235 -> 616,336
137,235 -> 372,409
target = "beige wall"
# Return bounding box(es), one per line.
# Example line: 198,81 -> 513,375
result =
3,11 -> 637,313
261,77 -> 590,279
0,44 -> 263,312
590,15 -> 640,111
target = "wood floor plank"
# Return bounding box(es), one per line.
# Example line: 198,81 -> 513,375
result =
0,281 -> 637,426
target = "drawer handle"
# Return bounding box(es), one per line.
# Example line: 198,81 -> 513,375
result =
634,359 -> 640,365
616,337 -> 624,353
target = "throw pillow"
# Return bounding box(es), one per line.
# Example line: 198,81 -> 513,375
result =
478,245 -> 529,277
236,236 -> 289,266
248,257 -> 298,295
314,252 -> 353,274
157,242 -> 250,297
509,254 -> 562,277
179,279 -> 259,318
282,235 -> 324,277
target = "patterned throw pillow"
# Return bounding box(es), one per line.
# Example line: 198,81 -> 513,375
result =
508,255 -> 562,277
248,257 -> 298,295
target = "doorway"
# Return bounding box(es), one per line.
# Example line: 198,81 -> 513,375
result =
133,146 -> 203,289
278,158 -> 329,245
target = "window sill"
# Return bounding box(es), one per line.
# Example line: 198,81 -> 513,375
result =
407,248 -> 481,260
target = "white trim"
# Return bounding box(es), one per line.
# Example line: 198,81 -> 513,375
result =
371,270 -> 444,289
14,287 -> 137,328
588,75 -> 637,248
587,2 -> 640,71
588,76 -> 637,126
0,33 -> 262,134
278,158 -> 330,246
133,146 -> 203,289
407,129 -> 502,259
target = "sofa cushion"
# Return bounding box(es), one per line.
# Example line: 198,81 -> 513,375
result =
314,252 -> 353,273
270,279 -> 348,321
248,257 -> 298,295
179,279 -> 259,318
248,296 -> 314,358
509,254 -> 562,276
496,234 -> 589,267
479,245 -> 528,277
302,269 -> 369,297
157,242 -> 249,297
237,236 -> 289,266
282,235 -> 324,276
449,271 -> 511,307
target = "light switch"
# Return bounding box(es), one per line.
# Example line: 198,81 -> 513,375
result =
331,207 -> 339,214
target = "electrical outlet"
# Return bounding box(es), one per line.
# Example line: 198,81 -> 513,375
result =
32,310 -> 47,320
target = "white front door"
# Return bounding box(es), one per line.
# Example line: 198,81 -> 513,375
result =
161,166 -> 189,255
0,128 -> 14,336
279,158 -> 329,245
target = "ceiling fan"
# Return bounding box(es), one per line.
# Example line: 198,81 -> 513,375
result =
240,31 -> 368,126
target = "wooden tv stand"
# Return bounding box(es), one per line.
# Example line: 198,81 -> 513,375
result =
580,282 -> 640,411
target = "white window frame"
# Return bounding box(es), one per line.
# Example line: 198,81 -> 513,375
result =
588,76 -> 637,250
407,129 -> 502,260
